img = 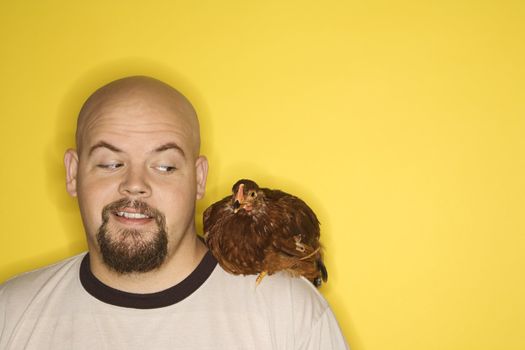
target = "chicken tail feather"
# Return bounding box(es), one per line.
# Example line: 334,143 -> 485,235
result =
313,259 -> 328,287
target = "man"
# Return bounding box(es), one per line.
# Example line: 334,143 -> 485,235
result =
0,76 -> 348,349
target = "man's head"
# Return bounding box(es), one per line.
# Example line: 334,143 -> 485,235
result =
64,76 -> 208,274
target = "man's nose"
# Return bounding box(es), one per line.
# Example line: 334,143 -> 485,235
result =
118,166 -> 152,197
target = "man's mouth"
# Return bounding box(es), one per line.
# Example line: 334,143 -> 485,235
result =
111,207 -> 154,225
116,211 -> 151,219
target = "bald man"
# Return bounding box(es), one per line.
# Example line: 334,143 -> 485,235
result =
0,77 -> 348,349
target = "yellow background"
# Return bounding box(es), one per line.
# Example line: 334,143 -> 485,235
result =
1,1 -> 524,349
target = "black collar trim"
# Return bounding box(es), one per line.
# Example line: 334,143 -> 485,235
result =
79,251 -> 217,309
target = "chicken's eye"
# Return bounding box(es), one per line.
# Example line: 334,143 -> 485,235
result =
250,192 -> 256,197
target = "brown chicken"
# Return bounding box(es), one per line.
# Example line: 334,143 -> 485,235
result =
203,179 -> 328,287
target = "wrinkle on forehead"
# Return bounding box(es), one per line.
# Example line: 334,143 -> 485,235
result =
76,76 -> 200,157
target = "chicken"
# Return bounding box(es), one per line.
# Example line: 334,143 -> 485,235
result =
203,179 -> 328,287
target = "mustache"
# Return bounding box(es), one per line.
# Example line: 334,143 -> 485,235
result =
101,198 -> 165,226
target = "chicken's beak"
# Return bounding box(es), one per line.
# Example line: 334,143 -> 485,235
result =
233,184 -> 245,213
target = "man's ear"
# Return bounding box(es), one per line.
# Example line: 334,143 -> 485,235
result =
64,149 -> 79,197
195,156 -> 209,200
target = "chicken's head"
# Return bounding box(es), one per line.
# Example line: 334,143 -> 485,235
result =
231,179 -> 261,214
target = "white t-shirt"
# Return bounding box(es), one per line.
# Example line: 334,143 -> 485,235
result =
0,251 -> 348,349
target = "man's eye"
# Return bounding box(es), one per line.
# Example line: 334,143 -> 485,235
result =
97,163 -> 123,170
156,165 -> 177,173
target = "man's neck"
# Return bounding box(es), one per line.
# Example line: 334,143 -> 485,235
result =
88,235 -> 208,294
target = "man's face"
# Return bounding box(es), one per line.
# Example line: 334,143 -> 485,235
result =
65,92 -> 207,273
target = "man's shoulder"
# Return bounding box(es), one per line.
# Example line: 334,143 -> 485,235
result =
259,271 -> 328,302
0,253 -> 86,302
204,266 -> 344,346
258,272 -> 330,320
209,266 -> 329,317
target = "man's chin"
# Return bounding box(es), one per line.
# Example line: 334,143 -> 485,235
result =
96,200 -> 169,274
107,226 -> 155,244
97,227 -> 168,274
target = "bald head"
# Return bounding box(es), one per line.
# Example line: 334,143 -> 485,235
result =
76,76 -> 200,157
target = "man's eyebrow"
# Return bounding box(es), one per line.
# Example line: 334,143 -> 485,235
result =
154,142 -> 186,158
88,141 -> 123,156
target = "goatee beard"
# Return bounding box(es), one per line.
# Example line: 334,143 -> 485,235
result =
96,198 -> 168,274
